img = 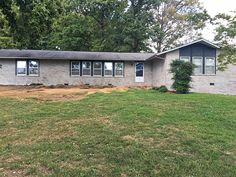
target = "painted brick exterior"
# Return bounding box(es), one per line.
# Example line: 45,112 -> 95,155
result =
1,49 -> 236,95
153,50 -> 236,95
0,59 -> 153,87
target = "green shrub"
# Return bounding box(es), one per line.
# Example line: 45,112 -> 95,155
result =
170,60 -> 195,94
152,85 -> 168,93
158,85 -> 168,92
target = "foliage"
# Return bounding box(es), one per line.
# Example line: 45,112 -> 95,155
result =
48,13 -> 93,51
0,0 -> 209,51
170,60 -> 195,94
0,0 -> 64,49
118,0 -> 153,52
214,13 -> 236,70
0,90 -> 236,176
0,10 -> 16,48
153,85 -> 168,92
149,0 -> 210,52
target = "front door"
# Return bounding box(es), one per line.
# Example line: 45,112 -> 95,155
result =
135,62 -> 144,82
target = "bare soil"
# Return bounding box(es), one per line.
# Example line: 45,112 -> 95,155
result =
0,85 -> 129,101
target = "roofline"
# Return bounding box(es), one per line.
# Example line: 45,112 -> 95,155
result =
156,39 -> 220,56
146,54 -> 165,60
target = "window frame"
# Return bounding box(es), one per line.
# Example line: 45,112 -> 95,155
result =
192,56 -> 204,75
205,57 -> 216,75
180,56 -> 191,62
28,60 -> 39,77
115,62 -> 124,77
93,61 -> 102,77
135,62 -> 144,77
82,61 -> 91,77
16,60 -> 40,77
104,62 -> 113,77
16,60 -> 27,76
71,61 -> 81,76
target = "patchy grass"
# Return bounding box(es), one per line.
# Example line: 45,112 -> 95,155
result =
0,89 -> 236,177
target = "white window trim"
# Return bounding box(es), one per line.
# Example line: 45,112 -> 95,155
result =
16,60 -> 27,76
180,56 -> 191,62
104,62 -> 113,77
82,61 -> 91,77
115,62 -> 124,77
205,57 -> 216,75
28,60 -> 39,77
192,56 -> 203,75
71,61 -> 80,76
93,62 -> 102,77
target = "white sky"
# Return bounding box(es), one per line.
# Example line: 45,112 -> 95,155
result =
200,0 -> 236,41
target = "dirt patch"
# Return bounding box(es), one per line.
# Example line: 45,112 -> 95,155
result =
122,135 -> 137,141
0,85 -> 129,101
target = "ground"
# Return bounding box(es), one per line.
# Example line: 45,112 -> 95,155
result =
0,87 -> 235,177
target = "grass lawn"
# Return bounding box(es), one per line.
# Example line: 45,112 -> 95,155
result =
0,89 -> 236,176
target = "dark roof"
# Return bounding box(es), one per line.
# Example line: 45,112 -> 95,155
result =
0,49 -> 156,61
0,39 -> 220,61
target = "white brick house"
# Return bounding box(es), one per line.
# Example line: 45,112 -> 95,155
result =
0,39 -> 236,95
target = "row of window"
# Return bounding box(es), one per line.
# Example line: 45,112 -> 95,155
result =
16,60 -> 124,77
71,61 -> 124,77
16,60 -> 39,76
180,56 -> 216,75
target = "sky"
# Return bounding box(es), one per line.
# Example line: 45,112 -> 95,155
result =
200,0 -> 236,41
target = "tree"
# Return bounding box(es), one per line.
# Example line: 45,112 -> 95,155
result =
118,0 -> 153,52
0,0 -> 64,49
214,13 -> 236,70
170,60 -> 195,94
49,13 -> 93,51
0,10 -> 16,48
150,0 -> 210,52
64,0 -> 128,52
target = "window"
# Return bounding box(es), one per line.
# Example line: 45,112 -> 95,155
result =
205,57 -> 215,75
104,62 -> 113,76
192,56 -> 203,75
115,62 -> 124,77
16,60 -> 39,76
28,60 -> 39,76
82,61 -> 91,76
180,56 -> 190,62
71,61 -> 80,76
93,62 -> 102,76
136,63 -> 144,77
16,60 -> 27,76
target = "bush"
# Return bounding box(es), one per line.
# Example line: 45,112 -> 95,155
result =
158,85 -> 168,92
170,60 -> 195,94
152,85 -> 168,93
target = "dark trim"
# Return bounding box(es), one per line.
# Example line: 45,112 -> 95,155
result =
112,62 -> 115,77
203,46 -> 205,74
80,61 -> 82,76
190,46 -> 193,63
92,61 -> 103,77
114,61 -> 125,77
102,61 -> 104,76
179,44 -> 217,75
70,60 -> 81,76
28,59 -> 40,77
69,60 -> 125,78
16,59 -> 40,77
91,61 -> 93,76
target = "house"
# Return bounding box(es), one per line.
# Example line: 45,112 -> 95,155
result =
0,39 -> 236,95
